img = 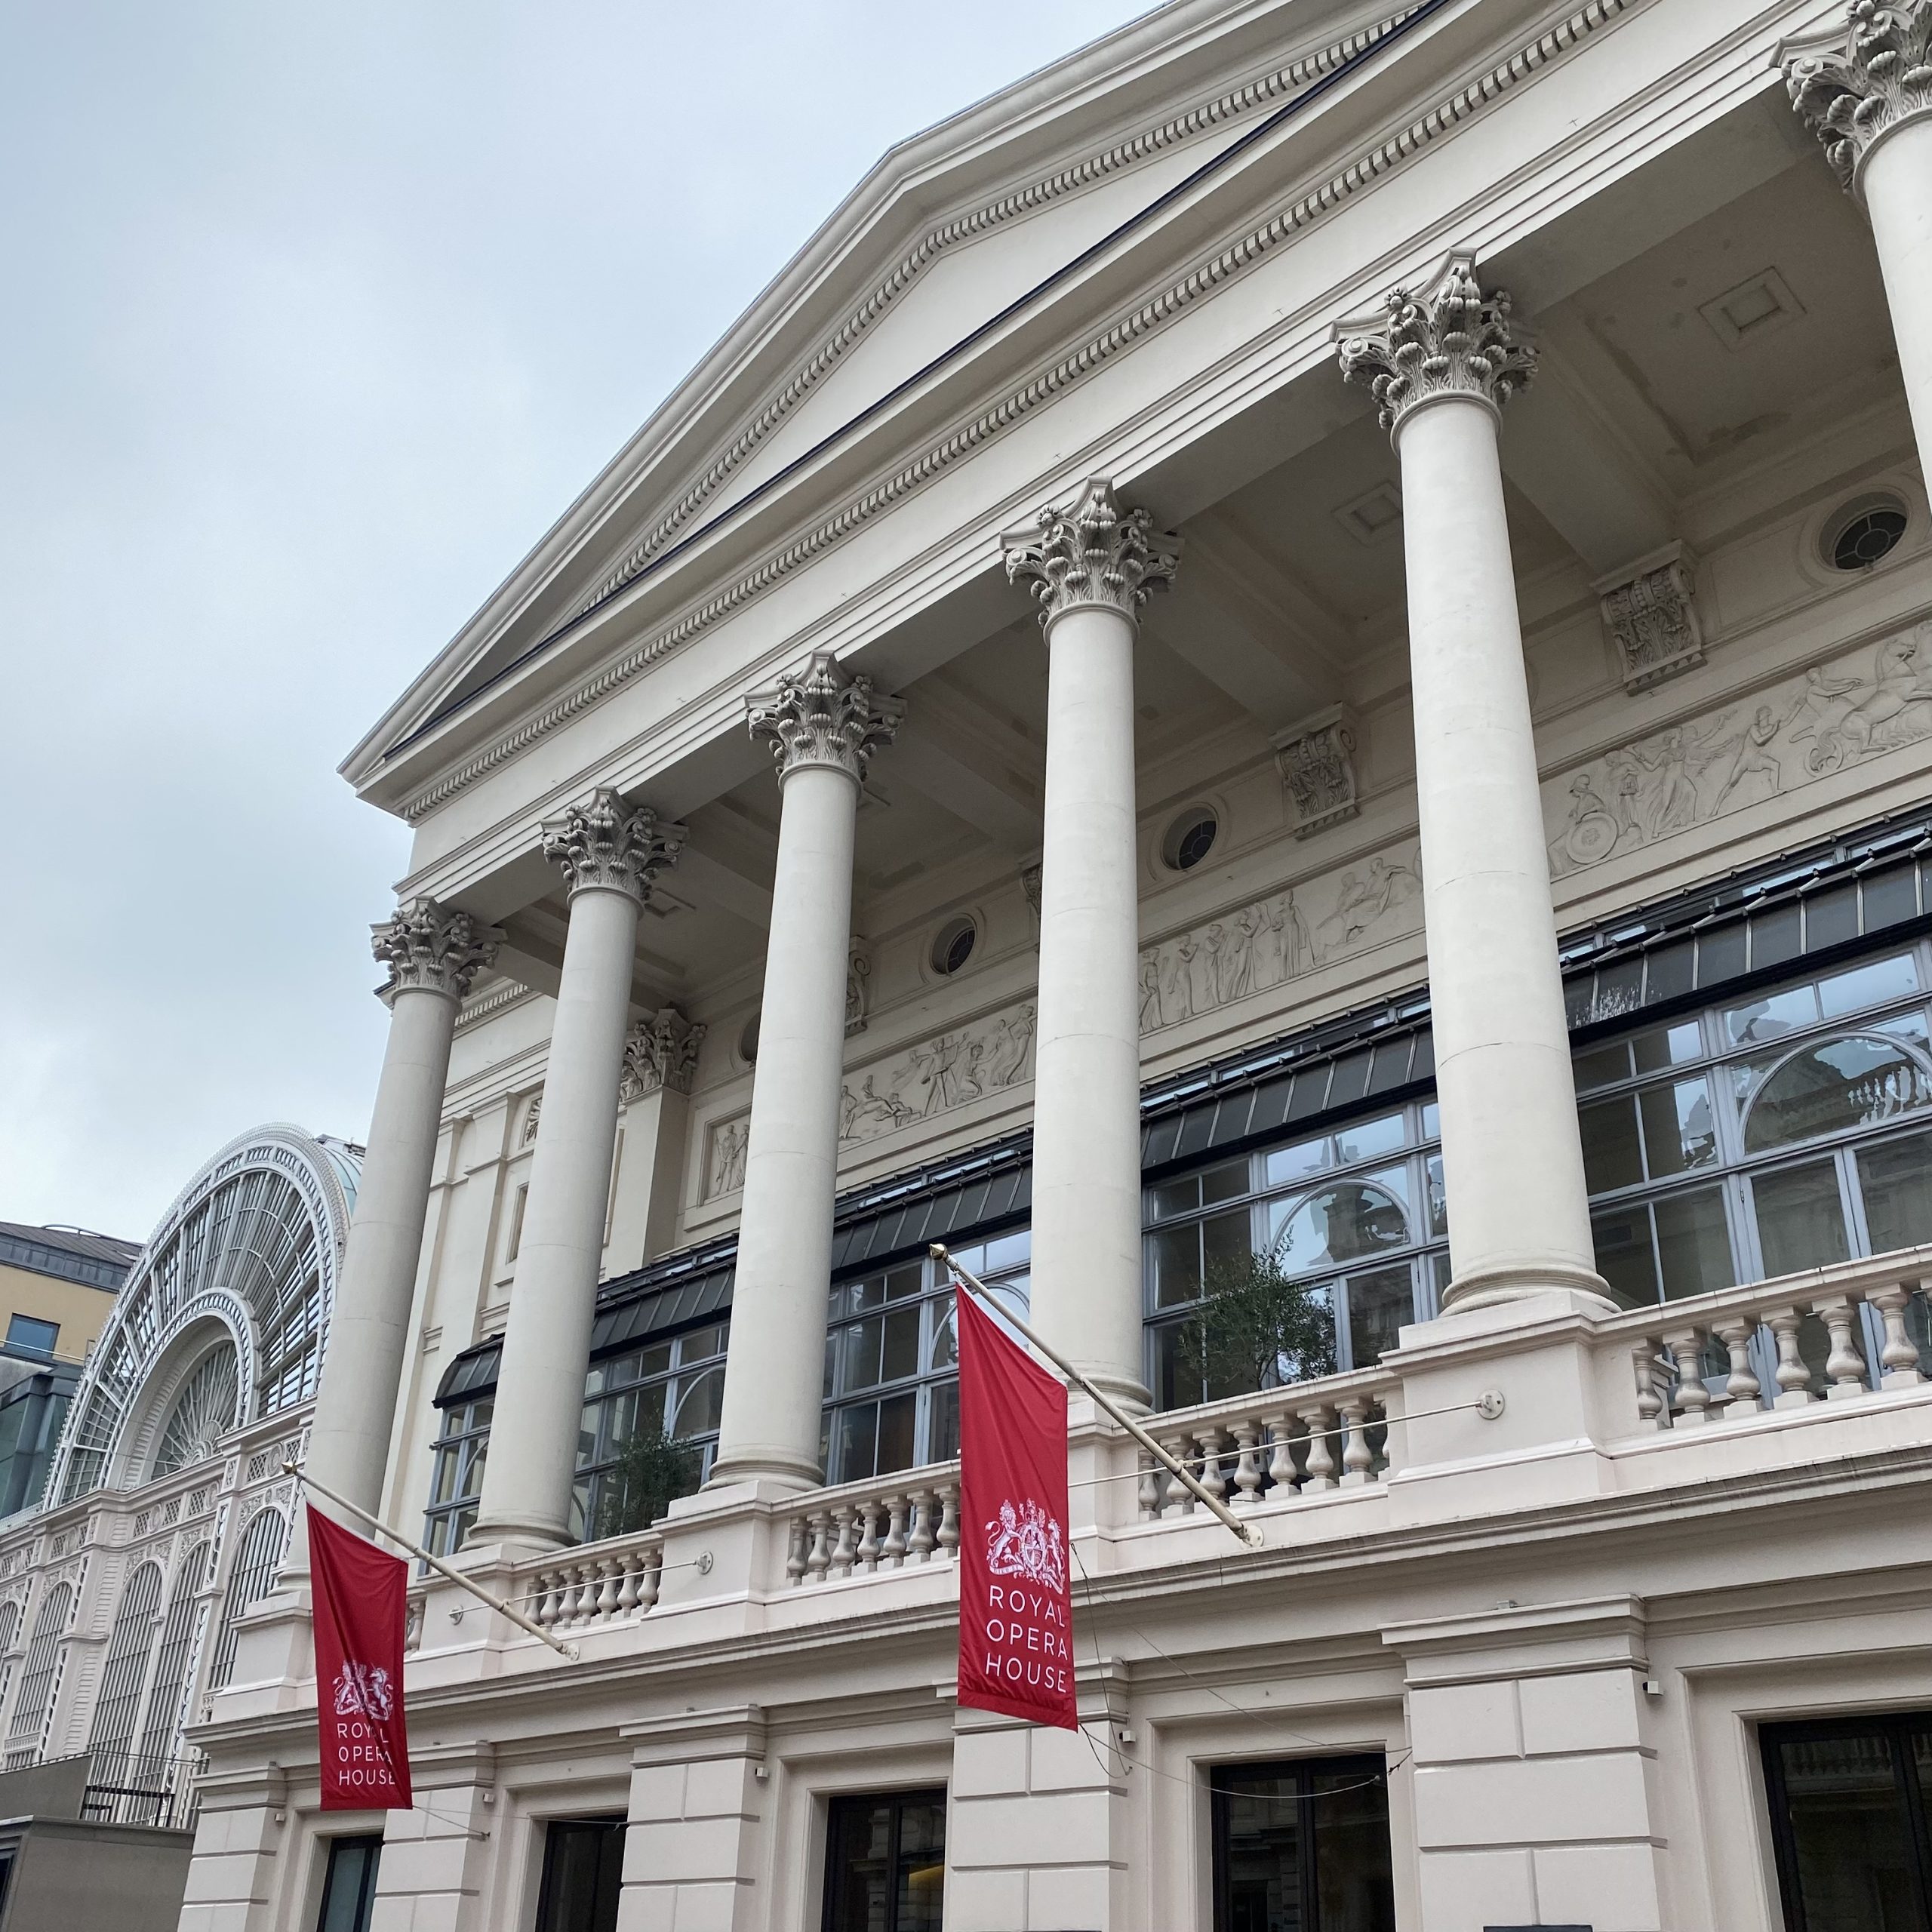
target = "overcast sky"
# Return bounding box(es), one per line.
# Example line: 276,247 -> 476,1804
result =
0,1 -> 1152,1243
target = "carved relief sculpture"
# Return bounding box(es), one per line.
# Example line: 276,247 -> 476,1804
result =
371,898 -> 501,1005
846,938 -> 872,1036
1781,1 -> 1932,194
1595,545 -> 1706,692
540,787 -> 688,903
618,1007 -> 706,1105
1272,707 -> 1360,838
1001,478 -> 1181,626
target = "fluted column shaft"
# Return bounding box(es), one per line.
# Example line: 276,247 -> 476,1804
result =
305,901 -> 497,1532
1004,481 -> 1180,1407
1338,258 -> 1607,1315
709,654 -> 902,1491
471,791 -> 684,1549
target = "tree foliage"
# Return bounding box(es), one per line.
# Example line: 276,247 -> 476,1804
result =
595,1424 -> 703,1539
1174,1243 -> 1339,1399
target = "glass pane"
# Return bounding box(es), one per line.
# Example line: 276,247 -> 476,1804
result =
1641,1079 -> 1718,1177
430,1448 -> 460,1507
881,1308 -> 921,1384
1201,1158 -> 1251,1206
1217,1772 -> 1303,1932
825,1799 -> 894,1932
1746,1035 -> 1932,1152
671,1367 -> 724,1438
1420,1101 -> 1439,1142
850,1276 -> 887,1313
929,1380 -> 960,1463
1426,1156 -> 1447,1238
1774,1732 -> 1923,1932
884,1265 -> 924,1302
1724,983 -> 1820,1045
318,1839 -> 380,1932
1573,1041 -> 1632,1092
982,1230 -> 1030,1272
1203,1209 -> 1254,1284
1271,1186 -> 1408,1272
1580,1096 -> 1644,1194
841,1317 -> 886,1392
1592,1204 -> 1659,1309
675,1327 -> 723,1364
1311,1766 -> 1397,1932
897,1797 -> 947,1932
1333,1113 -> 1405,1164
875,1392 -> 918,1475
1347,1268 -> 1413,1367
1820,953 -> 1920,1017
833,1404 -> 878,1484
1755,1160 -> 1852,1277
1632,1020 -> 1703,1074
928,1303 -> 958,1374
1263,1136 -> 1329,1189
1859,1131 -> 1932,1254
1154,1321 -> 1202,1411
1152,1225 -> 1202,1309
1654,1187 -> 1734,1300
1151,1177 -> 1198,1222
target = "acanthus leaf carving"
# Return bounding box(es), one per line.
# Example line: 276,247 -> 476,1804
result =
541,787 -> 688,903
1335,251 -> 1537,435
372,898 -> 502,1006
1781,1 -> 1932,193
747,651 -> 904,783
618,1008 -> 706,1104
1002,478 -> 1181,627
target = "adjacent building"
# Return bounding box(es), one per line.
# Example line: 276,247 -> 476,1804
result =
186,4 -> 1932,1930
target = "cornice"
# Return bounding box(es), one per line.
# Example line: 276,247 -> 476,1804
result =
401,0 -> 1637,826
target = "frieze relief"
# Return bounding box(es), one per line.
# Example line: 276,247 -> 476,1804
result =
1546,621 -> 1932,881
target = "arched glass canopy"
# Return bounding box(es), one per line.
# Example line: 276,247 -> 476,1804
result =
49,1126 -> 358,1506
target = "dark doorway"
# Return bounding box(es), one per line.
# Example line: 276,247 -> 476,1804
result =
535,1817 -> 626,1932
316,1835 -> 383,1932
823,1788 -> 947,1932
1210,1757 -> 1395,1932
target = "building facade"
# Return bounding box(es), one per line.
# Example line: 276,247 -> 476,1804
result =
186,4 -> 1932,1929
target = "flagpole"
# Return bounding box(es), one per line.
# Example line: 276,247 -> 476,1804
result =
930,1244 -> 1263,1549
284,1463 -> 578,1660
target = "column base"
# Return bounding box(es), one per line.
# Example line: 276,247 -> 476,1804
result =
703,1448 -> 823,1494
459,1514 -> 571,1558
1441,1259 -> 1616,1318
1064,1368 -> 1151,1417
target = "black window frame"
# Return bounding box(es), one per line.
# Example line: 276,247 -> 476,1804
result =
534,1815 -> 626,1932
1209,1753 -> 1395,1932
315,1833 -> 383,1932
1762,1712 -> 1932,1931
821,1786 -> 949,1932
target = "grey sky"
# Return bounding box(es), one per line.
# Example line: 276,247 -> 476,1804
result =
1,2 -> 1151,1243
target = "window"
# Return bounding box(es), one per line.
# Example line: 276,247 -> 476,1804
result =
1211,1758 -> 1395,1932
316,1835 -> 383,1932
1762,1714 -> 1932,1931
4,1317 -> 57,1361
536,1817 -> 625,1932
1825,494 -> 1909,571
930,918 -> 977,976
571,1324 -> 728,1541
5,1582 -> 70,1767
1146,1106 -> 1444,1409
423,1398 -> 492,1558
1164,807 -> 1219,871
87,1561 -> 163,1803
823,1789 -> 946,1932
821,1234 -> 1029,1486
136,1542 -> 211,1800
208,1508 -> 288,1691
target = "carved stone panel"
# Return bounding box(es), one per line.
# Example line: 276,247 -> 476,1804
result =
1272,708 -> 1361,839
1595,545 -> 1705,693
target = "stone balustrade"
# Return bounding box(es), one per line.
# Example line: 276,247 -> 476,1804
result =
1605,1244 -> 1932,1431
1133,1366 -> 1398,1521
522,1528 -> 666,1631
781,1467 -> 961,1586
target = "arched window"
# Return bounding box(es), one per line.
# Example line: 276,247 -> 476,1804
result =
1744,1034 -> 1932,1152
6,1582 -> 72,1767
136,1543 -> 211,1786
88,1562 -> 164,1787
152,1346 -> 242,1477
207,1510 -> 288,1693
0,1598 -> 22,1734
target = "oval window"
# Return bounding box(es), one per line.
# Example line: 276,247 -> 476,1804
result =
1823,494 -> 1909,571
738,1017 -> 760,1066
1743,1034 -> 1932,1152
1163,807 -> 1219,871
1269,1183 -> 1409,1273
931,917 -> 976,975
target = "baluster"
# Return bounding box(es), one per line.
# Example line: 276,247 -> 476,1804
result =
1230,1420 -> 1264,1508
534,1570 -> 561,1629
829,1507 -> 858,1578
908,1489 -> 937,1563
1869,1283 -> 1925,1389
1298,1407 -> 1337,1492
1136,1451 -> 1161,1521
1337,1400 -> 1374,1487
1262,1411 -> 1296,1496
882,1497 -> 909,1569
784,1520 -> 808,1589
937,1485 -> 960,1558
855,1501 -> 881,1574
1767,1307 -> 1814,1409
1197,1429 -> 1228,1506
635,1548 -> 662,1614
617,1552 -> 644,1611
550,1566 -> 577,1627
571,1562 -> 596,1627
1661,1327 -> 1712,1425
1715,1318 -> 1761,1422
594,1558 -> 621,1621
1160,1432 -> 1195,1516
1813,1296 -> 1869,1399
806,1512 -> 832,1584
1632,1338 -> 1666,1429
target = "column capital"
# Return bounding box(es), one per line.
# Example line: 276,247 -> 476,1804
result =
540,787 -> 687,903
1001,478 -> 1181,630
1334,251 -> 1536,439
618,1006 -> 706,1103
746,651 -> 904,783
371,898 -> 501,1006
1780,2 -> 1932,195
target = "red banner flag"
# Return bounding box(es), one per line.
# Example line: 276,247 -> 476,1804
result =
955,1287 -> 1078,1730
309,1503 -> 412,1810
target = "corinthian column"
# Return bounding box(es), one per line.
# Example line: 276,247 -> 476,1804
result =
470,789 -> 685,1547
1003,481 -> 1180,1407
1337,257 -> 1607,1315
708,654 -> 902,1491
306,900 -> 498,1528
1783,3 -> 1932,465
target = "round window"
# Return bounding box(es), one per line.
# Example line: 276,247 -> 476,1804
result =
1825,495 -> 1908,571
1163,808 -> 1219,872
738,1017 -> 760,1066
931,917 -> 977,975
